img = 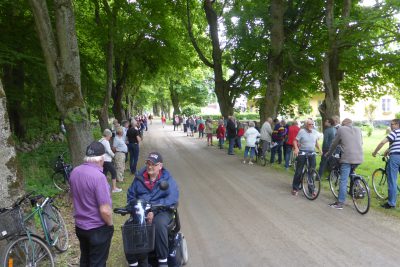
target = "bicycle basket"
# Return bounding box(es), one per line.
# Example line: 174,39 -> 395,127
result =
122,222 -> 155,254
0,207 -> 24,240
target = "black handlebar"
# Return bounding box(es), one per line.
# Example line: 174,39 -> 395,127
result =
113,208 -> 130,216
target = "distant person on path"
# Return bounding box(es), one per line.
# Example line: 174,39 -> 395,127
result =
216,119 -> 226,149
205,117 -> 214,146
235,121 -> 244,150
270,119 -> 286,164
242,121 -> 260,165
148,114 -> 153,125
198,116 -> 205,138
69,141 -> 114,267
127,120 -> 142,175
291,119 -> 321,196
189,116 -> 195,137
326,118 -> 363,209
318,118 -> 337,178
99,129 -> 122,193
260,117 -> 273,159
226,116 -> 237,155
285,120 -> 300,170
161,115 -> 166,128
113,127 -> 128,182
126,152 -> 179,267
372,119 -> 400,209
173,115 -> 179,131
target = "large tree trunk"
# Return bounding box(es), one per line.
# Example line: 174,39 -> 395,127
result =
319,0 -> 351,123
169,81 -> 181,115
0,80 -> 23,206
2,62 -> 26,138
263,0 -> 285,122
112,57 -> 128,121
29,0 -> 93,166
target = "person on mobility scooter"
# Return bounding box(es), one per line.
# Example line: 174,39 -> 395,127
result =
121,152 -> 185,267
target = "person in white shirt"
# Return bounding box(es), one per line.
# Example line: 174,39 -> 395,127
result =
113,127 -> 128,182
243,121 -> 261,165
99,129 -> 122,193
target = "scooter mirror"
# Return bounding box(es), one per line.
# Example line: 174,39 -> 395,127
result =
159,181 -> 169,191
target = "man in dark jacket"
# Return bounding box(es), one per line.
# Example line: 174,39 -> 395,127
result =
318,118 -> 337,178
126,152 -> 179,267
226,116 -> 237,155
270,119 -> 287,164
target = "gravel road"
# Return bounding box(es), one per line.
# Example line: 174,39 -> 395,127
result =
138,121 -> 400,267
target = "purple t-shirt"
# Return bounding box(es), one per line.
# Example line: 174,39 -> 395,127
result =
69,163 -> 112,230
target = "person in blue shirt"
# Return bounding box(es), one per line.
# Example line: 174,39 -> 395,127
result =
126,152 -> 179,267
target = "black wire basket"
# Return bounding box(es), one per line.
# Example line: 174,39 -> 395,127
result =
0,207 -> 24,240
122,223 -> 155,254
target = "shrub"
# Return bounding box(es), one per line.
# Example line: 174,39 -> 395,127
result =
396,112 -> 400,119
361,124 -> 374,137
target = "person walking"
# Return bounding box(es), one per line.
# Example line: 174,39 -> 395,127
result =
99,129 -> 122,193
318,118 -> 337,178
216,119 -> 226,149
161,115 -> 166,128
69,141 -> 114,266
197,116 -> 205,138
243,121 -> 260,165
372,119 -> 400,209
326,118 -> 363,210
205,117 -> 214,146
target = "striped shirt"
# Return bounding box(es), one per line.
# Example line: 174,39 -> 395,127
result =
387,129 -> 400,155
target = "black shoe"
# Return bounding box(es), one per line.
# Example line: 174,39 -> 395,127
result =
381,202 -> 395,209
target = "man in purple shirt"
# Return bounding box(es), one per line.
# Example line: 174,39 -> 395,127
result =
69,141 -> 114,267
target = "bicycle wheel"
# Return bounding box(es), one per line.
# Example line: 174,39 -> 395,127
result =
302,169 -> 320,200
352,177 -> 370,215
371,168 -> 388,200
2,235 -> 54,267
52,171 -> 69,191
329,169 -> 340,199
43,205 -> 69,252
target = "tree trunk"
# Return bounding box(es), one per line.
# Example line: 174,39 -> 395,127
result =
2,62 -> 26,138
263,0 -> 285,121
169,81 -> 181,115
112,57 -> 128,122
319,0 -> 351,123
29,0 -> 93,166
0,79 -> 24,206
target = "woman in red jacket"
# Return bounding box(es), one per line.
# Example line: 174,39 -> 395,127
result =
216,119 -> 226,149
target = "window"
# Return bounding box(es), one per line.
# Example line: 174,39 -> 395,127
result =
381,98 -> 392,112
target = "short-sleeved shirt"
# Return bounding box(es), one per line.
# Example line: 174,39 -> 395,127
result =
69,163 -> 112,230
387,129 -> 400,155
127,127 -> 140,144
113,135 -> 128,153
296,128 -> 319,151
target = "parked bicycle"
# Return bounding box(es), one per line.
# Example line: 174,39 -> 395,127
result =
1,192 -> 69,267
297,151 -> 321,200
255,140 -> 267,166
329,165 -> 371,214
52,151 -> 73,191
372,154 -> 400,200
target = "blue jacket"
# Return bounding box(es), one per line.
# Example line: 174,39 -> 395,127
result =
127,167 -> 179,207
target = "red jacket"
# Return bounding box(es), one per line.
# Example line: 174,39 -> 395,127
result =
286,125 -> 300,146
216,125 -> 226,138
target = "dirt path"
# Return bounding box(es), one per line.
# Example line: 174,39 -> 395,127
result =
142,121 -> 400,267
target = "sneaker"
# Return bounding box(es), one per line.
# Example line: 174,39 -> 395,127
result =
291,190 -> 298,196
112,188 -> 123,193
248,161 -> 254,165
381,202 -> 395,209
329,202 -> 343,210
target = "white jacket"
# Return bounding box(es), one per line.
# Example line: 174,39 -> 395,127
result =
99,138 -> 115,162
244,127 -> 260,147
260,121 -> 272,142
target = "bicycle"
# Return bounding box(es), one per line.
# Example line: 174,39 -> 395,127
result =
0,193 -> 60,267
329,165 -> 371,214
371,154 -> 400,200
289,149 -> 297,170
296,151 -> 321,200
52,151 -> 73,191
255,140 -> 267,166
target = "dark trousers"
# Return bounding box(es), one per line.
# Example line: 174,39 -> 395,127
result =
103,161 -> 116,180
128,143 -> 139,174
126,212 -> 173,265
76,225 -> 114,267
270,141 -> 283,164
318,150 -> 329,178
292,152 -> 316,190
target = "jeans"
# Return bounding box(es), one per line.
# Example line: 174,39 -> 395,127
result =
388,154 -> 400,206
318,150 -> 329,178
128,143 -> 139,174
198,130 -> 204,138
76,225 -> 114,267
218,137 -> 225,149
125,212 -> 172,265
228,137 -> 235,154
338,163 -> 352,203
236,136 -> 242,150
244,146 -> 256,159
292,152 -> 316,190
284,145 -> 293,169
270,141 -> 283,164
